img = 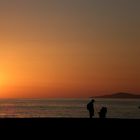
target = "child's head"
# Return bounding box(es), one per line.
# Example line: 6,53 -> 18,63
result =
91,99 -> 95,103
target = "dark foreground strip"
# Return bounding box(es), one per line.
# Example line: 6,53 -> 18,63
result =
0,118 -> 139,138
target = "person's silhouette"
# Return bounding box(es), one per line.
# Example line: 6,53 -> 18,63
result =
87,99 -> 95,118
98,107 -> 107,118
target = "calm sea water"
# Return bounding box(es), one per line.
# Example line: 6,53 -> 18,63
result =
0,98 -> 139,119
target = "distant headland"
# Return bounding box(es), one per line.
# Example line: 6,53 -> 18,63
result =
94,92 -> 140,99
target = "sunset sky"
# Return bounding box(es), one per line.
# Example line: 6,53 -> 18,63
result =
0,0 -> 140,98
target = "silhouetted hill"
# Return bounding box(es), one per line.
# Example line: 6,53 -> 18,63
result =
96,92 -> 140,99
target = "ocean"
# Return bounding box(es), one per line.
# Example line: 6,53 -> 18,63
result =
0,98 -> 139,119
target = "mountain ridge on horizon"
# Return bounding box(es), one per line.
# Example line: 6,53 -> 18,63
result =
94,92 -> 140,99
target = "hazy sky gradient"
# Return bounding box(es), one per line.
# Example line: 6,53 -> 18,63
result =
0,0 -> 140,98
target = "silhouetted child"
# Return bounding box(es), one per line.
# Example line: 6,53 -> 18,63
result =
87,99 -> 95,118
99,107 -> 107,118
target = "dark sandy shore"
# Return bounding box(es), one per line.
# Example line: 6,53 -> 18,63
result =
0,118 -> 139,138
0,118 -> 139,129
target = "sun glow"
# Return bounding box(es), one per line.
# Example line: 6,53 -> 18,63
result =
0,71 -> 8,87
0,71 -> 9,97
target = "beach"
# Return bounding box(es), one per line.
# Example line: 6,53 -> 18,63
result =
0,98 -> 139,137
0,118 -> 139,138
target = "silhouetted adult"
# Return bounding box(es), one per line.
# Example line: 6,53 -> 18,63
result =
87,99 -> 95,118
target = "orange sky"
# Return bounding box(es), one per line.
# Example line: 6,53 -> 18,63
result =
0,0 -> 140,98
